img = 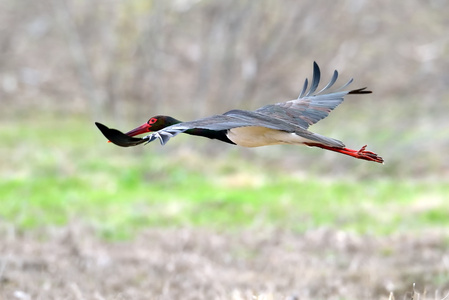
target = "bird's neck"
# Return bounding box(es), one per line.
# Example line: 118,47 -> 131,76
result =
184,128 -> 235,145
167,117 -> 235,145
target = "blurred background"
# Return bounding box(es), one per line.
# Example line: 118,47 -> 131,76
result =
1,0 -> 449,299
1,0 -> 448,178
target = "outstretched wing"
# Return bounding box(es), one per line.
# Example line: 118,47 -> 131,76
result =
138,109 -> 342,147
255,62 -> 371,129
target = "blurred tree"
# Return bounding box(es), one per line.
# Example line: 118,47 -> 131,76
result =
1,0 -> 448,176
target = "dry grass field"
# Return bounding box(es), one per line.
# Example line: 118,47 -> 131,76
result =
1,225 -> 449,300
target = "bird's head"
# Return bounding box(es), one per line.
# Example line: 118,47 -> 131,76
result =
125,115 -> 181,137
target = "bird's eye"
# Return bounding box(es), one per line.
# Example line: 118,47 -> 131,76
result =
148,118 -> 157,125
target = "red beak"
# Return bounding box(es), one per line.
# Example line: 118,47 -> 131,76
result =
124,123 -> 151,137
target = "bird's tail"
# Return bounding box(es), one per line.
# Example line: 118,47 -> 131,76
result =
299,131 -> 345,148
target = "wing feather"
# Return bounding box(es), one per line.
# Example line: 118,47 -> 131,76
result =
305,61 -> 321,96
316,70 -> 338,94
298,78 -> 308,99
256,62 -> 371,129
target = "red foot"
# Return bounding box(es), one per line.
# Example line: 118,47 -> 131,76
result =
305,143 -> 384,164
336,145 -> 384,163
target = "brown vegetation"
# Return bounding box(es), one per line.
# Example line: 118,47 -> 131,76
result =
1,225 -> 448,300
1,0 -> 448,177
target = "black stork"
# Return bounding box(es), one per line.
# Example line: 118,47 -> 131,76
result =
95,62 -> 383,163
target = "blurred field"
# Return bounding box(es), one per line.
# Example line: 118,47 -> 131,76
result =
1,112 -> 449,299
2,114 -> 449,236
1,0 -> 449,299
1,226 -> 448,300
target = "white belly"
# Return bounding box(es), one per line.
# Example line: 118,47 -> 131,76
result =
227,126 -> 315,148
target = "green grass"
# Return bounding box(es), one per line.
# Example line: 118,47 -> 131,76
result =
1,113 -> 448,239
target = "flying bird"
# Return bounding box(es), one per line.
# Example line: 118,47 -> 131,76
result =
96,62 -> 383,163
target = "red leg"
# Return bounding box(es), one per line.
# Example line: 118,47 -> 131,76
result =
305,143 -> 384,164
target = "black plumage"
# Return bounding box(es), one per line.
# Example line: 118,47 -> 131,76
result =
96,62 -> 383,163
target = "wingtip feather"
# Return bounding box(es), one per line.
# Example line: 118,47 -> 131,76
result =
298,78 -> 308,99
348,87 -> 372,94
306,61 -> 321,96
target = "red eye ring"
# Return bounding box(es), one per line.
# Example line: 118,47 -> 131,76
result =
148,118 -> 157,124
